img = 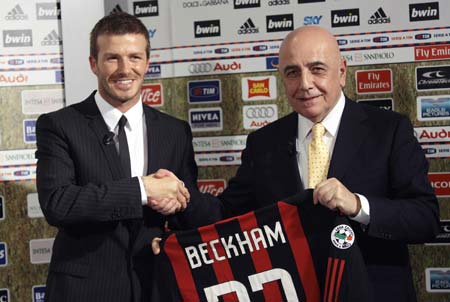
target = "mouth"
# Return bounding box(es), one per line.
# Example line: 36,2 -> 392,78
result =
298,95 -> 321,102
112,79 -> 134,89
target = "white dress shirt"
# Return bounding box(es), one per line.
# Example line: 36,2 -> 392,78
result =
95,93 -> 148,204
295,92 -> 370,225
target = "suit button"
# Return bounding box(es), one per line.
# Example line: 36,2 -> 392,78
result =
111,209 -> 121,219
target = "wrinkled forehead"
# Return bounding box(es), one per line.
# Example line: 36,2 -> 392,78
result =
279,31 -> 341,65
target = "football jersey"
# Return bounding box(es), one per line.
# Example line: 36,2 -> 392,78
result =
152,191 -> 370,302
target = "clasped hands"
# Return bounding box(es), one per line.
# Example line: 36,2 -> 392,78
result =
142,169 -> 190,215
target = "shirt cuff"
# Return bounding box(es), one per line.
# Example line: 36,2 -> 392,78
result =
138,176 -> 148,205
349,193 -> 370,225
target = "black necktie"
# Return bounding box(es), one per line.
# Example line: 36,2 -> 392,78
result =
118,115 -> 131,178
118,116 -> 140,245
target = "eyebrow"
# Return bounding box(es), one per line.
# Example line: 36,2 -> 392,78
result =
283,60 -> 328,73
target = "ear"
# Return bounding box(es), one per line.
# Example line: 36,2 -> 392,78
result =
89,56 -> 98,75
339,57 -> 347,87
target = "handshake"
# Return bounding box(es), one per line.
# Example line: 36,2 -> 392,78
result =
141,169 -> 190,216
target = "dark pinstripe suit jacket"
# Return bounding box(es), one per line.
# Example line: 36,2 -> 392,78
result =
35,92 -> 214,302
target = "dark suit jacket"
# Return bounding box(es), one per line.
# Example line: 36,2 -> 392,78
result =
219,98 -> 440,302
35,92 -> 216,302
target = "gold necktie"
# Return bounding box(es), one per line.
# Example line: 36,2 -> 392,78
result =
308,123 -> 329,188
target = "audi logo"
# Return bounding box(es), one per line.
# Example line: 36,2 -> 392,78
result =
245,107 -> 275,118
188,63 -> 212,74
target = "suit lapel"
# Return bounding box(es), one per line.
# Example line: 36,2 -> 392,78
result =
75,92 -> 123,179
144,106 -> 164,174
273,112 -> 303,194
328,98 -> 369,181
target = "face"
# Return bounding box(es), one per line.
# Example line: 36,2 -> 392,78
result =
89,34 -> 149,112
278,27 -> 347,123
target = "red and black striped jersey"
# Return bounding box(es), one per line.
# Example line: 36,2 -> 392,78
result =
152,191 -> 370,302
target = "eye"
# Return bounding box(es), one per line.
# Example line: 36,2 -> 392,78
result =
311,66 -> 325,74
130,55 -> 143,61
285,69 -> 299,78
106,55 -> 118,62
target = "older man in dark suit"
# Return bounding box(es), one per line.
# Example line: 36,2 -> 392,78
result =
35,12 -> 216,302
217,26 -> 440,301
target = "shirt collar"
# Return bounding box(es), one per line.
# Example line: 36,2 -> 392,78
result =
94,92 -> 144,131
298,91 -> 346,142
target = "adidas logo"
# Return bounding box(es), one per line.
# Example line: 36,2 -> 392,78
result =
238,18 -> 259,34
41,30 -> 62,46
110,4 -> 123,14
368,7 -> 390,24
5,4 -> 28,20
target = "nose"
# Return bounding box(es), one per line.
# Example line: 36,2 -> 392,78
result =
298,72 -> 313,91
117,58 -> 131,75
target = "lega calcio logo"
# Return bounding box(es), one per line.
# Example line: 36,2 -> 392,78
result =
331,224 -> 355,249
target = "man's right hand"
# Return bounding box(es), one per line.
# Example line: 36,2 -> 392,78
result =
141,169 -> 190,215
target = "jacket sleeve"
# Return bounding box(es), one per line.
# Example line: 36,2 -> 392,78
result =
366,114 -> 440,243
168,121 -> 223,229
36,112 -> 143,227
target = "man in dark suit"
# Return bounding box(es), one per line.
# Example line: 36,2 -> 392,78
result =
35,12 -> 214,302
216,26 -> 440,301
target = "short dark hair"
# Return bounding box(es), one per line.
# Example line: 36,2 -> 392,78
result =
90,12 -> 150,59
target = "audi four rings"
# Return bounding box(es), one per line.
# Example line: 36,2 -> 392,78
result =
245,106 -> 276,118
189,63 -> 213,73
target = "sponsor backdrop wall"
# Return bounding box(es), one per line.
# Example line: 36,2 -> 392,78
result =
1,0 -> 450,301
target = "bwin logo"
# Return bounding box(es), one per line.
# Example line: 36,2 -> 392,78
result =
266,14 -> 294,32
133,0 -> 159,17
409,2 -> 439,22
36,3 -> 61,20
331,9 -> 360,27
194,20 -> 221,38
234,0 -> 260,9
3,30 -> 32,47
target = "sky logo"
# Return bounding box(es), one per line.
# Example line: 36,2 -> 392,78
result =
265,56 -> 279,70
